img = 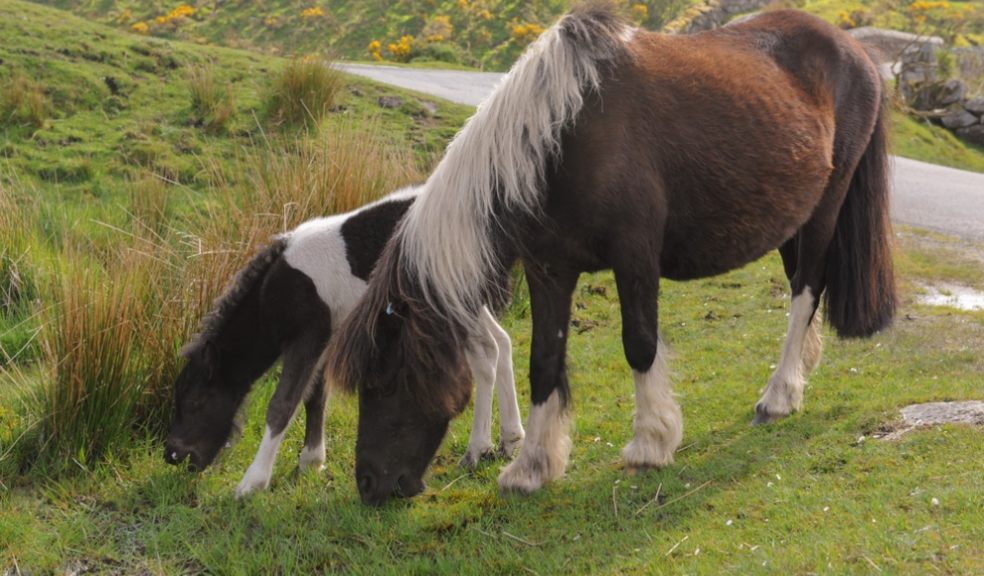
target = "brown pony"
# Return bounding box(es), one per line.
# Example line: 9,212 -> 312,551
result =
326,3 -> 895,505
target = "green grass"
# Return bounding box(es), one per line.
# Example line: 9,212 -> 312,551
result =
2,229 -> 982,574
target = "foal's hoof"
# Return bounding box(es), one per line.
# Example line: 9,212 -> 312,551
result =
496,436 -> 524,460
459,445 -> 496,471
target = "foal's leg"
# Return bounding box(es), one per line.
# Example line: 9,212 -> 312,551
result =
498,268 -> 578,494
460,322 -> 499,469
236,330 -> 326,498
479,307 -> 525,458
614,259 -> 682,472
299,367 -> 328,473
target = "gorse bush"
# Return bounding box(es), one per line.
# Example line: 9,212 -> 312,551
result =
0,73 -> 49,130
187,64 -> 236,134
263,59 -> 343,129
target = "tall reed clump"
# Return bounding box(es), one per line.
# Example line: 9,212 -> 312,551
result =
5,118 -> 422,471
187,63 -> 236,134
38,257 -> 144,464
263,58 -> 344,129
0,73 -> 50,130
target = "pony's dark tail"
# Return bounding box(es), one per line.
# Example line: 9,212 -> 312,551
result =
823,101 -> 896,338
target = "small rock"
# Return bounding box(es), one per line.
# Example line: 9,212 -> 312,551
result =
941,107 -> 978,130
963,97 -> 984,115
377,95 -> 404,109
933,79 -> 967,107
419,101 -> 438,117
955,124 -> 984,146
931,497 -> 940,507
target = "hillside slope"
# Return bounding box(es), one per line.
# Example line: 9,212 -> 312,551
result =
1,0 -> 470,200
31,0 -> 695,70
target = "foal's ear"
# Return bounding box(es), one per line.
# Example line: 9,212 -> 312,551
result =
180,338 -> 220,380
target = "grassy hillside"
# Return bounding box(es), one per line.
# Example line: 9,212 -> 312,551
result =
1,0 -> 470,198
33,0 -> 695,70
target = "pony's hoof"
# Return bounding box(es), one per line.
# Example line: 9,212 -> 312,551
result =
752,401 -> 786,425
622,438 -> 675,472
498,459 -> 547,495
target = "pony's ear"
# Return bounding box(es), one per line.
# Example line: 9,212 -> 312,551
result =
362,300 -> 406,392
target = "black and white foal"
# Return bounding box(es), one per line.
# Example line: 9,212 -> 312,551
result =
164,187 -> 524,497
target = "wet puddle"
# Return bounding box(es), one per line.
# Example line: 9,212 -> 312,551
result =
917,283 -> 984,311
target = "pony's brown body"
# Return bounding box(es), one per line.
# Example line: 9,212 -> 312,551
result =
327,6 -> 895,504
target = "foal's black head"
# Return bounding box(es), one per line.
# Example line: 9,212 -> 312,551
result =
327,266 -> 473,506
164,339 -> 250,470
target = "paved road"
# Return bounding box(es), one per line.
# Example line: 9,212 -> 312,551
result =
338,64 -> 984,241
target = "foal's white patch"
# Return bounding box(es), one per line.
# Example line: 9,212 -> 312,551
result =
283,187 -> 422,330
462,318 -> 498,468
498,389 -> 570,494
236,425 -> 286,498
622,343 -> 682,469
756,288 -> 817,421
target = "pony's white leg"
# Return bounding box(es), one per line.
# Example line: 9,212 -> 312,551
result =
480,307 -> 525,457
298,436 -> 325,472
461,326 -> 498,469
755,287 -> 817,424
622,340 -> 682,471
802,316 -> 823,374
236,425 -> 288,498
498,389 -> 571,494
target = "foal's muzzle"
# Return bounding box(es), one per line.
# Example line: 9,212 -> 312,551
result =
356,464 -> 425,506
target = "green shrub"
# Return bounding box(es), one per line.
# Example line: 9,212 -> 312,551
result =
414,42 -> 462,65
187,64 -> 235,134
263,59 -> 343,129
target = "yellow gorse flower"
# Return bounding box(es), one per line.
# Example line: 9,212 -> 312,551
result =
302,6 -> 324,18
131,21 -> 150,34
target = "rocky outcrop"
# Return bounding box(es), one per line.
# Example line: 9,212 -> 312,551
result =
662,0 -> 772,34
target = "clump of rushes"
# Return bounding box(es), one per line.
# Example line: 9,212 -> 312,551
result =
187,64 -> 236,134
2,118 -> 420,471
0,73 -> 50,130
263,59 -> 343,129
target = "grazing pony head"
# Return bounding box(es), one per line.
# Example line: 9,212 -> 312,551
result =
326,242 -> 475,506
164,240 -> 286,470
164,338 -> 250,470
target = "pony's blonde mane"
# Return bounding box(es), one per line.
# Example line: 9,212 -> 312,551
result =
397,4 -> 631,328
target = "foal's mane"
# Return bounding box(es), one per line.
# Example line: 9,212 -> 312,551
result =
185,237 -> 288,354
